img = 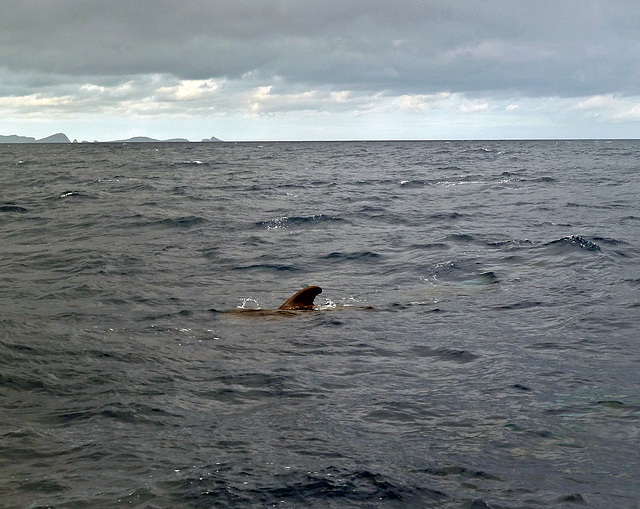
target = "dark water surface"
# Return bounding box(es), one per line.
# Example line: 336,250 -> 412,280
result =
1,140 -> 639,508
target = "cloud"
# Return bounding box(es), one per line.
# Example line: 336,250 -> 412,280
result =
616,104 -> 640,121
459,100 -> 490,114
2,1 -> 640,97
575,94 -> 640,122
1,1 -> 640,139
157,79 -> 220,101
0,94 -> 71,108
396,93 -> 454,112
576,94 -> 618,111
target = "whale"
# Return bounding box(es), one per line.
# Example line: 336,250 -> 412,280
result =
220,285 -> 445,318
278,285 -> 322,310
225,286 -> 324,316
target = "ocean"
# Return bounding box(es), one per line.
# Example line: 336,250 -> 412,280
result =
1,140 -> 639,508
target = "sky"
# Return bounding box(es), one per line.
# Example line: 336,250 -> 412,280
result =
2,0 -> 640,141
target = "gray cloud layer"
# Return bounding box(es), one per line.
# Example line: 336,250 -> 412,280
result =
3,0 -> 640,97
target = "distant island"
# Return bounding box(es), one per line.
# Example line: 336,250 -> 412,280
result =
108,136 -> 191,143
0,133 -> 71,143
0,133 -> 223,143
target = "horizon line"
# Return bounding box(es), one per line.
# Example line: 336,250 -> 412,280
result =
3,133 -> 640,144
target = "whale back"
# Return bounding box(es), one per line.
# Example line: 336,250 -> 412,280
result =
278,286 -> 323,310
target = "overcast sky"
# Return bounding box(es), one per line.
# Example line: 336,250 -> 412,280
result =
2,0 -> 640,140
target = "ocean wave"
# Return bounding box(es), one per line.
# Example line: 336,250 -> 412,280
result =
59,191 -> 86,199
425,258 -> 500,286
322,251 -> 381,262
399,177 -> 488,188
410,346 -> 479,363
256,214 -> 344,230
0,204 -> 29,212
591,236 -> 625,246
174,160 -> 210,167
420,464 -> 502,481
55,401 -> 179,425
399,179 -> 428,187
232,263 -> 298,272
0,371 -> 50,392
495,300 -> 545,310
429,211 -> 465,220
409,242 -> 449,251
170,466 -> 446,507
486,239 -> 535,249
158,215 -> 208,228
446,233 -> 476,243
545,235 -> 602,251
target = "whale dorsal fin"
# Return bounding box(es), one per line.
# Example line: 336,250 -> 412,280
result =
278,286 -> 323,310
